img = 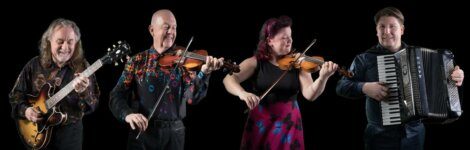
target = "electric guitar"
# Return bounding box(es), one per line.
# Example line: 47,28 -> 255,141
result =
16,41 -> 131,150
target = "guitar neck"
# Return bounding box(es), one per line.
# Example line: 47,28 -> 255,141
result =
46,60 -> 103,109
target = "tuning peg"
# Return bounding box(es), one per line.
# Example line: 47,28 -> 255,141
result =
118,41 -> 122,44
113,44 -> 116,48
116,50 -> 121,54
115,62 -> 118,66
107,48 -> 111,52
120,58 -> 124,63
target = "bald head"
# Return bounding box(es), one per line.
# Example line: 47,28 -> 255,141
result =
151,9 -> 176,25
149,9 -> 177,53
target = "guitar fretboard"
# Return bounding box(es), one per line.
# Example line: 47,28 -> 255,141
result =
46,60 -> 103,109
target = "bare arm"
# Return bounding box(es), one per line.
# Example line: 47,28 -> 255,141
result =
299,61 -> 337,101
223,56 -> 260,109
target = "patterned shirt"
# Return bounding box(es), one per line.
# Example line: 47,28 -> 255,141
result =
9,56 -> 100,124
109,47 -> 209,122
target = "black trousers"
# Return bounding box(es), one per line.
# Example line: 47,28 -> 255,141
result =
44,122 -> 83,150
364,121 -> 425,150
128,120 -> 185,150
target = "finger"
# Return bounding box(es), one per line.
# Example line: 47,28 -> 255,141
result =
36,116 -> 43,121
79,78 -> 87,87
253,96 -> 260,108
452,76 -> 461,82
32,107 -> 41,114
246,99 -> 252,110
333,63 -> 338,71
380,91 -> 388,98
141,116 -> 148,131
26,115 -> 33,122
138,115 -> 148,131
31,116 -> 43,122
133,118 -> 144,131
205,56 -> 211,66
219,57 -> 225,67
249,96 -> 255,109
136,117 -> 146,131
81,76 -> 88,83
32,111 -> 41,117
211,57 -> 218,70
215,58 -> 221,69
328,62 -> 334,72
381,86 -> 388,92
322,62 -> 329,69
455,65 -> 460,71
211,56 -> 217,69
328,61 -> 334,72
129,121 -> 136,130
376,95 -> 383,101
83,79 -> 89,88
208,56 -> 214,67
247,97 -> 253,110
30,116 -> 37,122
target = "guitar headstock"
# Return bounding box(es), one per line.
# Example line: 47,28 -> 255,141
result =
101,40 -> 131,66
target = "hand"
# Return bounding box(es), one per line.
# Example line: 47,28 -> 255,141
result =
73,73 -> 89,93
239,91 -> 260,110
318,61 -> 338,80
363,82 -> 388,101
201,56 -> 224,74
125,113 -> 148,132
451,66 -> 464,86
25,107 -> 43,122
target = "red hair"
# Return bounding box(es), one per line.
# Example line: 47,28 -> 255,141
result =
255,16 -> 292,61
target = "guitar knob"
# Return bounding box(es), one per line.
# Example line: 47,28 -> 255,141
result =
115,62 -> 118,66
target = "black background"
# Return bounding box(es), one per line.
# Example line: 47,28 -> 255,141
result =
3,0 -> 469,149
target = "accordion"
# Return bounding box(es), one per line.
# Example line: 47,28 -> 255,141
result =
377,47 -> 462,126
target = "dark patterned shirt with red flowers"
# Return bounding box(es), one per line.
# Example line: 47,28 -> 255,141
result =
109,47 -> 210,122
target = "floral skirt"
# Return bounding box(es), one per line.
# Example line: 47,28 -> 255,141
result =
241,99 -> 304,150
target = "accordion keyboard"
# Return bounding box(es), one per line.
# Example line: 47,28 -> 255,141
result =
377,54 -> 401,126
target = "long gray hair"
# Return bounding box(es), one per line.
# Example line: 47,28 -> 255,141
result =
39,18 -> 86,71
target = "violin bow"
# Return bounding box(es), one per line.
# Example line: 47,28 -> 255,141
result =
136,36 -> 194,139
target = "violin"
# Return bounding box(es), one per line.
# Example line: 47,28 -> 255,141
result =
158,46 -> 240,74
277,53 -> 353,78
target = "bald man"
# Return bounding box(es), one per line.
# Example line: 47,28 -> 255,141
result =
109,9 -> 224,150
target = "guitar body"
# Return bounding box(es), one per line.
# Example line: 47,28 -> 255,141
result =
17,83 -> 67,150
